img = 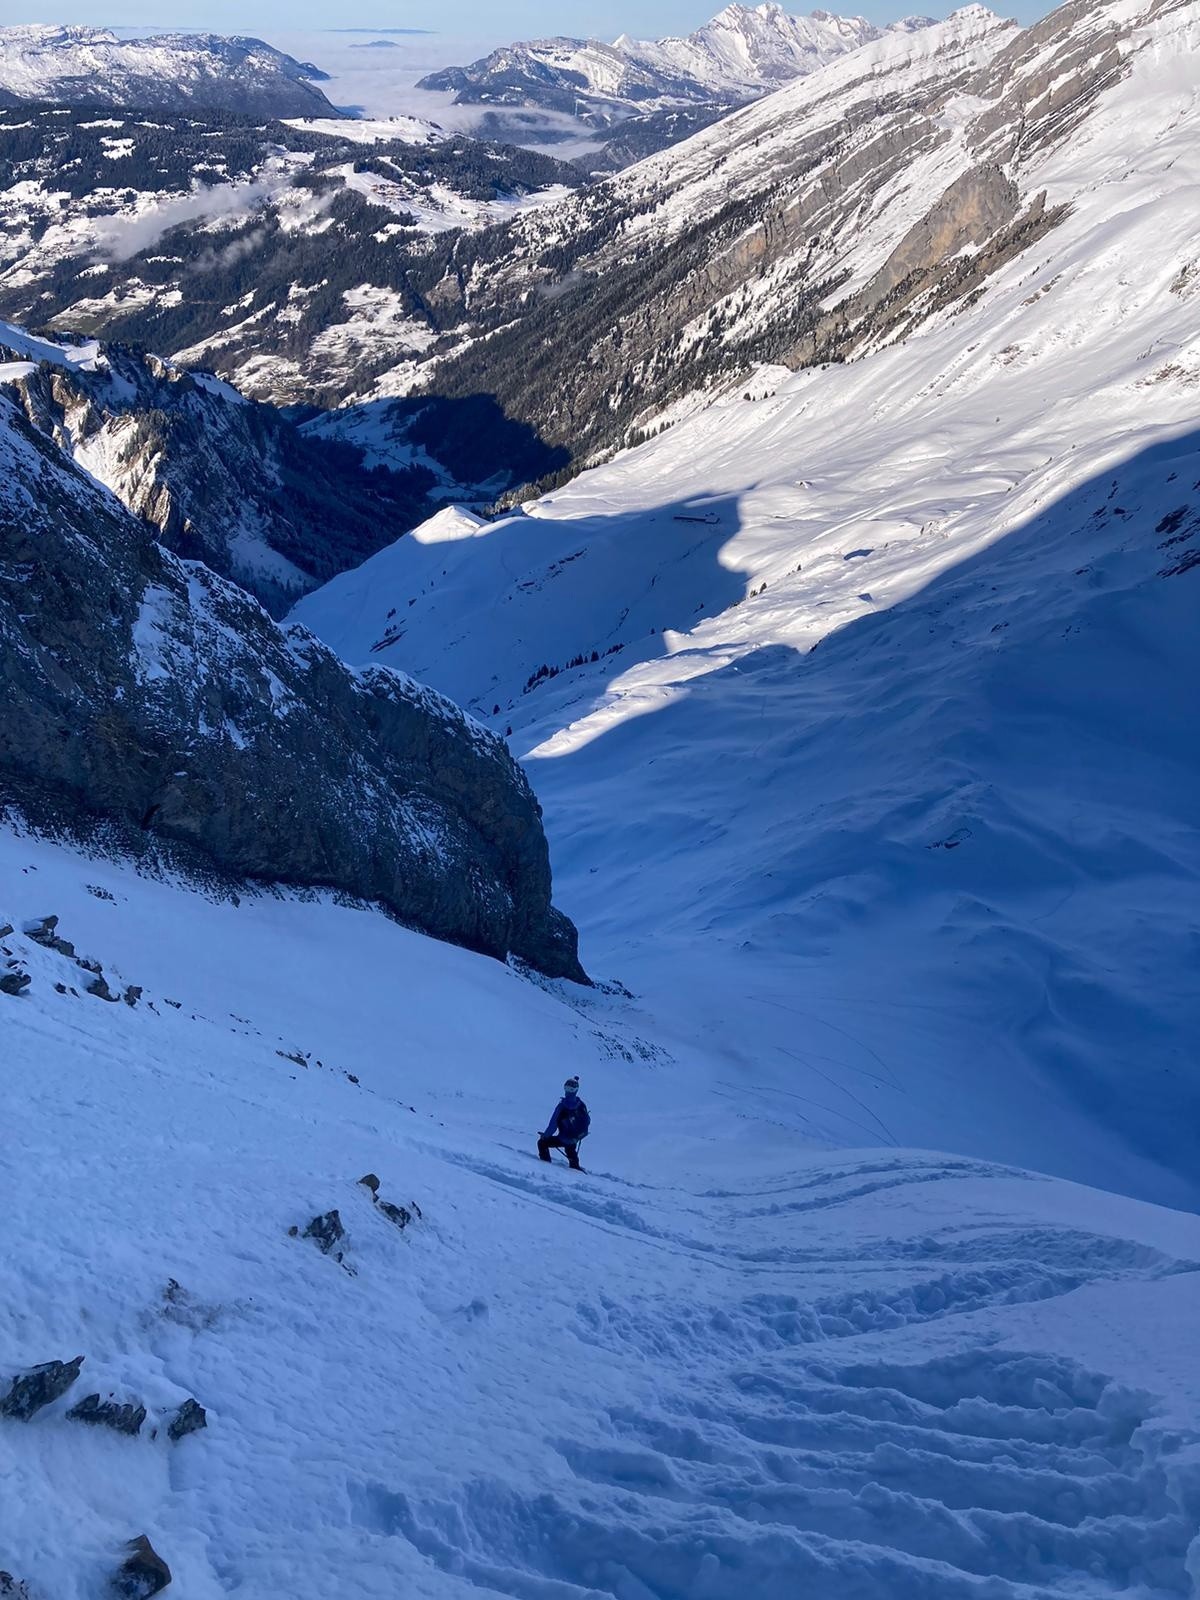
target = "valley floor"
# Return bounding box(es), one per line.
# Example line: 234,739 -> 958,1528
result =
3,826 -> 1199,1598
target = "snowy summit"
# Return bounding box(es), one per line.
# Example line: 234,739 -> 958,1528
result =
416,3 -> 938,161
0,24 -> 342,117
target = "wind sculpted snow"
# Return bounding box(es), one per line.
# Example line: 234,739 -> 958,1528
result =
2,827 -> 1200,1596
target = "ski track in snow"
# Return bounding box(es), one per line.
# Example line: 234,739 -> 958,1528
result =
3,829 -> 1200,1597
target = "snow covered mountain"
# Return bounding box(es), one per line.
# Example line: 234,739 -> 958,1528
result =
293,0 -> 1200,1209
3,0 -> 1200,1591
0,105 -> 580,424
317,0 -> 1196,494
423,5 -> 884,111
419,4 -> 934,165
0,25 -> 340,118
620,3 -> 933,95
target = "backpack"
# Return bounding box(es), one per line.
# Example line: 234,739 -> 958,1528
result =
558,1098 -> 589,1141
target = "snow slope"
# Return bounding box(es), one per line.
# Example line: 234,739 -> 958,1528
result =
4,824 -> 1200,1598
284,115 -> 447,146
291,0 -> 1200,1210
6,6 -> 1200,1593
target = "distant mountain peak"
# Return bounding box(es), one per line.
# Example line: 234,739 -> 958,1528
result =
0,23 -> 341,117
420,3 -> 911,160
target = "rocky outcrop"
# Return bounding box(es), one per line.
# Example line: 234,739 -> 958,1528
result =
167,1399 -> 207,1442
66,1392 -> 147,1435
378,1200 -> 417,1232
0,1356 -> 84,1420
114,1536 -> 171,1599
0,399 -> 585,980
1,342 -> 434,617
295,1211 -> 346,1257
782,171 -> 1066,366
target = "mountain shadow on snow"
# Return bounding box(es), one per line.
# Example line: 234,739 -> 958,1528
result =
528,430 -> 1200,1204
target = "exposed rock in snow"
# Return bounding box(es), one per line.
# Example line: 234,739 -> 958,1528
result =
296,1209 -> 346,1257
166,1398 -> 207,1442
0,1356 -> 85,1420
377,1199 -> 416,1232
84,971 -> 121,1003
114,1536 -> 171,1599
66,1391 -> 147,1435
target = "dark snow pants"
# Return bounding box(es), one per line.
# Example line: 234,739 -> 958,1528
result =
538,1136 -> 581,1169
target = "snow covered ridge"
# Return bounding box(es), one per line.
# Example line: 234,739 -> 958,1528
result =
418,4 -> 938,164
0,24 -> 341,118
348,0 -> 1197,489
0,390 -> 584,979
3,826 -> 1200,1596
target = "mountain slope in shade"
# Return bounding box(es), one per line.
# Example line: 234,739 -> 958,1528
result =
292,0 -> 1200,1208
0,322 -> 436,615
0,25 -> 341,118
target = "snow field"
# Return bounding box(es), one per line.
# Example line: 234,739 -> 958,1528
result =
3,825 -> 1200,1598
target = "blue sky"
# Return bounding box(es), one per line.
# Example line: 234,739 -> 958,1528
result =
8,2 -> 1047,37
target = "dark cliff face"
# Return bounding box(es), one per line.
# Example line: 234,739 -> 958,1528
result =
0,395 -> 585,982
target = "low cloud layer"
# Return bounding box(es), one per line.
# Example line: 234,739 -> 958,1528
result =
96,179 -> 280,262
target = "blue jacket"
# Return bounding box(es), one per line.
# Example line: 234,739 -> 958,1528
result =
544,1094 -> 590,1143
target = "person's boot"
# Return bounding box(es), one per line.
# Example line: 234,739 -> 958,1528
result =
537,1139 -> 552,1163
567,1148 -> 581,1170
